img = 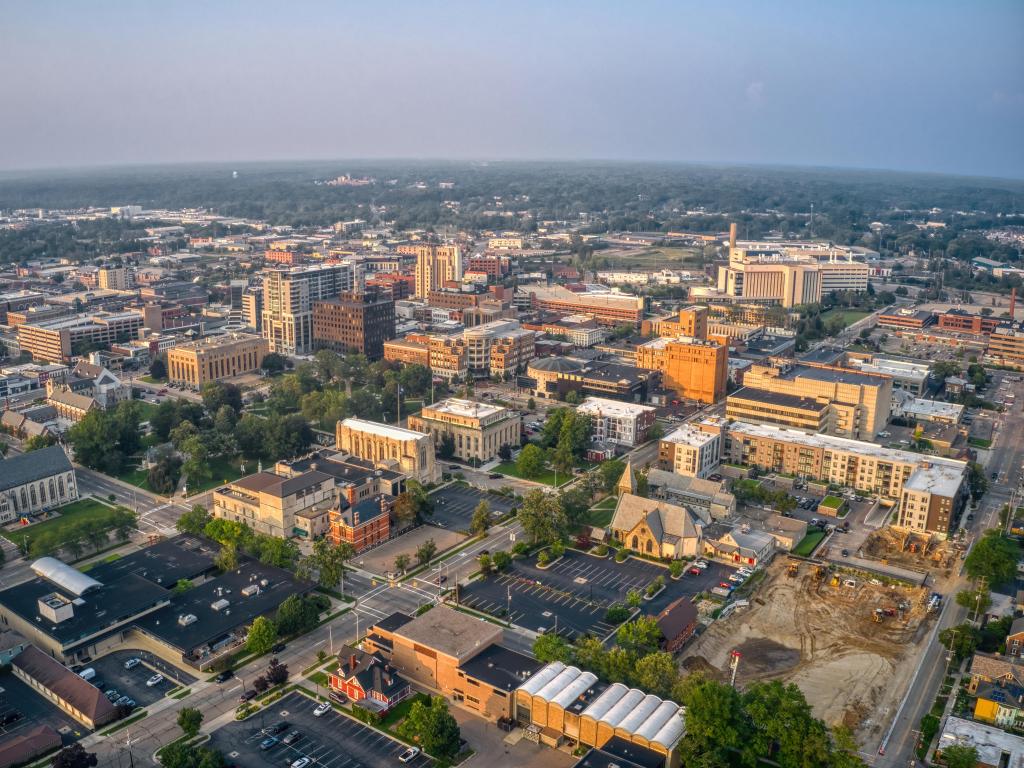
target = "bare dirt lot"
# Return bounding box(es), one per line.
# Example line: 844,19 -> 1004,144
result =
862,527 -> 961,576
682,559 -> 933,745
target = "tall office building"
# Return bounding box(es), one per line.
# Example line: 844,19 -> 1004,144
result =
261,264 -> 356,355
97,266 -> 133,291
636,336 -> 728,404
242,286 -> 263,333
413,245 -> 462,299
312,290 -> 396,360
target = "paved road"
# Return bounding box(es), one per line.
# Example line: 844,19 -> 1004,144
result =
876,378 -> 1024,766
82,514 -> 533,767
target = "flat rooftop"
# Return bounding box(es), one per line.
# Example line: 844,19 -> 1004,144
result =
938,716 -> 1024,766
393,604 -> 502,662
640,335 -> 721,351
87,533 -> 217,587
424,398 -> 507,420
340,418 -> 428,443
728,387 -> 828,412
458,643 -> 543,692
135,559 -> 310,655
790,364 -> 882,387
662,423 -> 718,448
576,397 -> 656,419
728,421 -> 966,494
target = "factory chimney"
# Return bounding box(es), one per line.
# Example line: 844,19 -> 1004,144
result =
729,222 -> 737,250
1011,287 -> 1017,324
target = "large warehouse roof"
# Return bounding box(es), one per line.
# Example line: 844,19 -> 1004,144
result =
517,662 -> 686,750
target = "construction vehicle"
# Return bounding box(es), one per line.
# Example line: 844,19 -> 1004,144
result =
872,608 -> 884,623
787,562 -> 799,578
831,574 -> 841,587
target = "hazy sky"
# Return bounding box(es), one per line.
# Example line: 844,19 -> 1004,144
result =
2,1 -> 1023,178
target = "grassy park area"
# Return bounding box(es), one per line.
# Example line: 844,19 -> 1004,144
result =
585,496 -> 618,528
3,497 -> 118,549
820,308 -> 870,328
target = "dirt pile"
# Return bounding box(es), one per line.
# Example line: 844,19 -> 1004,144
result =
682,560 -> 930,745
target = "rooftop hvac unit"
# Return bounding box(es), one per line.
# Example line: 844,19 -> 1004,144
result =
178,614 -> 198,626
259,579 -> 270,587
211,599 -> 230,612
241,584 -> 260,597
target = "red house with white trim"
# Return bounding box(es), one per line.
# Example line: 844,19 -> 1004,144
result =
328,645 -> 411,713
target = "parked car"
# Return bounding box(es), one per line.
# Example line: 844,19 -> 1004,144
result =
328,691 -> 348,704
488,473 -> 502,479
215,670 -> 234,683
282,731 -> 302,745
688,567 -> 701,576
259,737 -> 278,751
146,673 -> 164,687
238,690 -> 256,702
728,574 -> 746,583
269,722 -> 290,735
718,582 -> 733,590
313,702 -> 331,717
272,643 -> 286,653
693,560 -> 708,570
124,658 -> 141,670
105,690 -> 119,701
399,747 -> 422,763
841,549 -> 849,557
291,759 -> 312,768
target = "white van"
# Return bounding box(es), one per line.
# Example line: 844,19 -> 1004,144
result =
79,668 -> 96,681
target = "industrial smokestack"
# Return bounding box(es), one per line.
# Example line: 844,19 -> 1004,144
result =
729,223 -> 737,250
1012,287 -> 1017,323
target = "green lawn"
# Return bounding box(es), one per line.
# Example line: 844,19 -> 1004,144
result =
185,455 -> 248,496
820,495 -> 844,510
133,400 -> 161,420
792,530 -> 827,557
3,497 -> 118,548
495,461 -> 568,487
820,309 -> 871,328
380,692 -> 430,730
585,496 -> 618,528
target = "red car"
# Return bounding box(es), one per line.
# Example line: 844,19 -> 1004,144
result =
719,582 -> 732,589
688,567 -> 701,576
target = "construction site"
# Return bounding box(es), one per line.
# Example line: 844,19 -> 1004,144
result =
681,558 -> 936,746
861,527 -> 964,577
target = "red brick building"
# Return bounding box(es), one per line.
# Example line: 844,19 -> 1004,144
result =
265,249 -> 303,265
366,273 -> 414,301
467,255 -> 510,280
655,597 -> 699,653
937,309 -> 1001,336
329,494 -> 392,552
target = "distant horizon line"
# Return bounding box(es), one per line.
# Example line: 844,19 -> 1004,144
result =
1,156 -> 1022,185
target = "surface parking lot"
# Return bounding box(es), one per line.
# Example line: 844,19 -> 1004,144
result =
0,671 -> 84,746
210,691 -> 432,768
428,484 -> 516,532
88,650 -> 183,707
458,550 -> 739,639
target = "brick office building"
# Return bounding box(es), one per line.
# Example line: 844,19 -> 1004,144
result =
312,291 -> 396,360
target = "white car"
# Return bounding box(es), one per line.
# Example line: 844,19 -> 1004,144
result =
146,673 -> 164,687
124,658 -> 141,670
399,747 -> 422,763
291,759 -> 312,768
737,569 -> 753,576
728,574 -> 746,583
313,702 -> 331,717
693,560 -> 709,570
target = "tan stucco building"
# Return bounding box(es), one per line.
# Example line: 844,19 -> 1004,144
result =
166,333 -> 269,389
211,469 -> 335,539
407,398 -> 520,464
335,418 -> 440,484
739,359 -> 892,439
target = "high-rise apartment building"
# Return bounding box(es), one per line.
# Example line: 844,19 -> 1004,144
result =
97,266 -> 133,291
636,336 -> 728,404
312,291 -> 396,360
242,286 -> 263,332
414,245 -> 462,299
462,320 -> 535,378
261,264 -> 356,354
650,305 -> 708,339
